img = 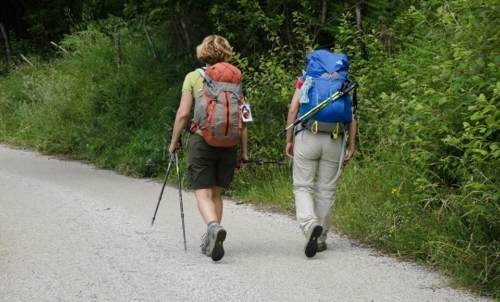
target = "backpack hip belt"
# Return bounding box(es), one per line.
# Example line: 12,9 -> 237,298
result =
296,120 -> 345,139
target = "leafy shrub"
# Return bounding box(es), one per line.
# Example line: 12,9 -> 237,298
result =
335,0 -> 499,296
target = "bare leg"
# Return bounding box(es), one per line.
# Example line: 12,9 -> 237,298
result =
195,187 -> 222,225
212,186 -> 223,224
196,186 -> 227,261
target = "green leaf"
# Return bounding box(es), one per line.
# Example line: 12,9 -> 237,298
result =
470,112 -> 481,121
475,58 -> 485,67
473,149 -> 488,156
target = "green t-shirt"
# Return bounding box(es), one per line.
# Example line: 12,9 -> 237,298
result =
182,69 -> 204,98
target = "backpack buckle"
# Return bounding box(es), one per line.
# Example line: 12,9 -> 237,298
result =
185,119 -> 198,134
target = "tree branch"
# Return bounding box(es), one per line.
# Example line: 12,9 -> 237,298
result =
0,23 -> 14,66
142,17 -> 158,62
313,0 -> 328,42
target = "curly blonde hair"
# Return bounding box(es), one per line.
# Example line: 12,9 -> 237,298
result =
196,35 -> 232,65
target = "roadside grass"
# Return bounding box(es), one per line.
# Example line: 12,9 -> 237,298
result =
0,25 -> 184,175
0,15 -> 498,300
228,163 -> 295,211
332,149 -> 500,298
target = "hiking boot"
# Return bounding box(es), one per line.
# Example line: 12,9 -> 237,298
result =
206,223 -> 227,262
304,223 -> 323,258
200,233 -> 209,254
317,242 -> 327,252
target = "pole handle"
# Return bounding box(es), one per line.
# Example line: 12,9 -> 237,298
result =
341,81 -> 358,95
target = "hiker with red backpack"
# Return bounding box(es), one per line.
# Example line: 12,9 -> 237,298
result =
284,50 -> 357,258
169,35 -> 249,262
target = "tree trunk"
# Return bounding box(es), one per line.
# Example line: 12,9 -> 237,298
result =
313,0 -> 328,42
114,25 -> 121,65
172,16 -> 186,49
142,18 -> 157,62
0,23 -> 14,66
180,19 -> 193,62
355,3 -> 368,60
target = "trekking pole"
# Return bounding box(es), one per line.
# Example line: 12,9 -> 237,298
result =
174,151 -> 188,251
235,159 -> 286,170
331,133 -> 348,184
151,154 -> 175,226
277,81 -> 358,136
246,159 -> 285,165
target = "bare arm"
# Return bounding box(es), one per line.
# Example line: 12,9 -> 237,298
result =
285,88 -> 301,159
342,112 -> 357,169
169,91 -> 193,154
237,126 -> 249,166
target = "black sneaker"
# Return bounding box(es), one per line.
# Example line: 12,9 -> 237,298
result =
304,223 -> 323,258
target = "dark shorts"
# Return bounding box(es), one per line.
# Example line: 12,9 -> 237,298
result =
187,134 -> 238,190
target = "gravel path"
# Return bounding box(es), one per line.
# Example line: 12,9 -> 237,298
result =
0,145 -> 492,302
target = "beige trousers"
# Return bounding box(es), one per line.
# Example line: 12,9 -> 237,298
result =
293,129 -> 344,243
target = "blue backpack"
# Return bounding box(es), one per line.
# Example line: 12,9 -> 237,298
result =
298,50 -> 354,135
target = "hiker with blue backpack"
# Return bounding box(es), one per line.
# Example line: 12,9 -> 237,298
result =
284,50 -> 357,258
169,35 -> 249,262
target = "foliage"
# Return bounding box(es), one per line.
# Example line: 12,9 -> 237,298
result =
335,0 -> 500,296
0,0 -> 499,299
0,0 -> 125,53
0,19 -> 184,177
228,12 -> 317,171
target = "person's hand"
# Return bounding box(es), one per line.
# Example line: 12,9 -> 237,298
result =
285,142 -> 294,159
342,149 -> 355,169
238,153 -> 249,167
235,153 -> 248,171
169,141 -> 180,154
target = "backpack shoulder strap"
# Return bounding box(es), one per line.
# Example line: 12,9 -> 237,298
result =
352,88 -> 358,114
196,67 -> 206,79
345,79 -> 358,114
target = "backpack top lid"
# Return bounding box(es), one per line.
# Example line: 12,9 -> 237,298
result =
205,62 -> 242,84
305,50 -> 349,79
202,62 -> 243,98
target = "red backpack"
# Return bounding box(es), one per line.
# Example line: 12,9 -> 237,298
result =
192,62 -> 245,147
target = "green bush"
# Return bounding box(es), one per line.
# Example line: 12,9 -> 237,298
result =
335,0 -> 499,296
0,2 -> 498,298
